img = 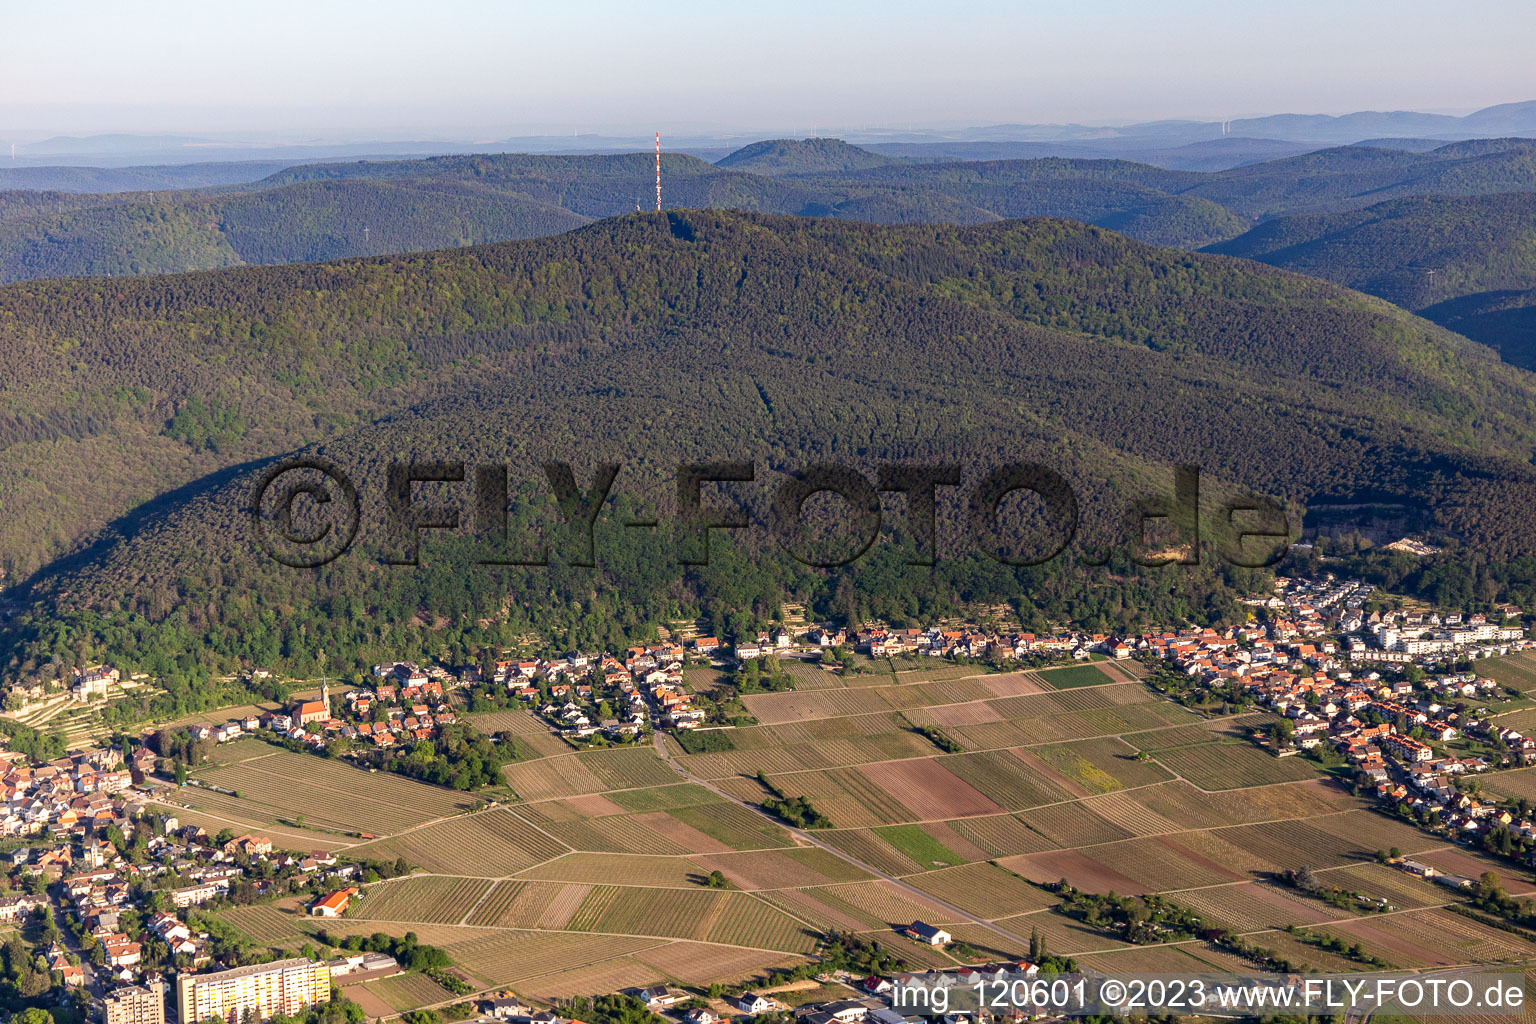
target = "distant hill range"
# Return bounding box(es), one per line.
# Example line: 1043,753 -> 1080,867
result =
4,137 -> 1536,286
0,160 -> 301,193
6,100 -> 1534,171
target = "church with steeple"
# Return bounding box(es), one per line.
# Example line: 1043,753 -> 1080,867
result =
295,680 -> 331,726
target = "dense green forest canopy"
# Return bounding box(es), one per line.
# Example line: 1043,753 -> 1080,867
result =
1209,192 -> 1536,309
5,211 -> 1536,682
1208,191 -> 1536,371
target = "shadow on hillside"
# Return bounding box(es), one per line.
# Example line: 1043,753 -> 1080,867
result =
11,453 -> 284,598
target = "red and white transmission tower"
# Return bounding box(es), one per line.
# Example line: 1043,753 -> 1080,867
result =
655,131 -> 662,211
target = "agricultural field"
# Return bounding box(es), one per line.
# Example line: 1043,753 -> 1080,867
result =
465,708 -> 550,735
440,930 -> 670,989
189,748 -> 478,834
580,747 -> 691,789
741,688 -> 905,725
1034,737 -> 1172,793
665,801 -> 796,850
519,853 -> 705,887
1078,943 -> 1243,974
943,813 -> 1059,858
889,661 -> 984,682
632,941 -> 802,985
781,659 -> 845,689
817,828 -> 931,876
465,709 -> 573,758
1148,740 -> 1321,790
1036,663 -> 1115,689
988,910 -> 1135,957
871,824 -> 966,869
515,957 -> 668,1001
1313,907 -> 1536,968
218,901 -> 314,945
762,767 -> 914,827
813,880 -> 963,929
349,808 -> 570,874
683,666 -> 732,694
855,758 -> 1003,819
943,750 -> 1074,808
167,646 -> 1536,988
563,885 -> 817,952
1481,765 -> 1536,802
606,784 -> 720,813
1317,862 -> 1454,909
150,800 -> 355,852
1488,706 -> 1536,734
1478,651 -> 1536,693
1015,802 -> 1135,848
348,875 -> 493,924
688,848 -> 874,889
1172,880 -> 1352,932
347,973 -> 459,1015
904,862 -> 1056,918
1416,849 -> 1536,895
475,880 -> 616,930
548,816 -> 700,855
677,732 -> 941,780
503,747 -> 689,800
1307,809 -> 1445,857
1074,791 -> 1184,837
201,738 -> 291,765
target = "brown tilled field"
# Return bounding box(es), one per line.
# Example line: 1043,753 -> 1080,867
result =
855,758 -> 1004,819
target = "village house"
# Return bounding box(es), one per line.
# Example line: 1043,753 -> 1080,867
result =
311,887 -> 360,917
903,920 -> 951,946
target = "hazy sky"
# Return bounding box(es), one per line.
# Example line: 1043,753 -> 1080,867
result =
5,0 -> 1534,136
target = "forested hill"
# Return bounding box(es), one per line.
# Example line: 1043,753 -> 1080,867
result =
4,138 -> 1536,285
7,211 -> 1536,676
1207,192 -> 1536,370
714,138 -> 902,175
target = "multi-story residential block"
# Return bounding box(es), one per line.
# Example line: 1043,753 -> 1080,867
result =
103,978 -> 165,1024
170,879 -> 227,908
176,957 -> 331,1024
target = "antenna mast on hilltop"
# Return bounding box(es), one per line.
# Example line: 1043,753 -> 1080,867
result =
655,131 -> 662,211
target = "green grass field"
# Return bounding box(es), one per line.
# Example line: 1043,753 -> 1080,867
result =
1038,664 -> 1115,688
873,823 -> 965,868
